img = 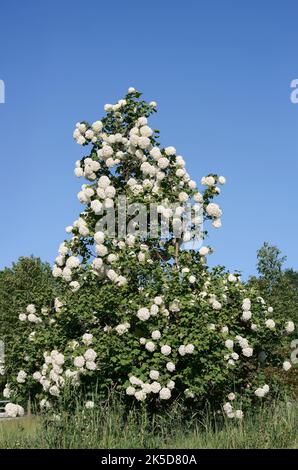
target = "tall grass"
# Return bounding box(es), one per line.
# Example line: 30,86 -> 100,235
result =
0,399 -> 297,449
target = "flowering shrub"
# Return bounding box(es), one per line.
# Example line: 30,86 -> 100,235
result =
3,88 -> 295,419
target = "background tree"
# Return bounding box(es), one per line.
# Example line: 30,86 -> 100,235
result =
0,257 -> 57,387
249,243 -> 298,325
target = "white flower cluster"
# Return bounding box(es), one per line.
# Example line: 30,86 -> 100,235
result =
223,401 -> 243,419
73,120 -> 103,146
178,344 -> 195,356
254,384 -> 270,398
285,321 -> 295,333
136,296 -> 165,322
115,322 -> 130,335
126,374 -> 174,401
16,370 -> 27,384
5,403 -> 24,418
241,298 -> 252,321
19,304 -> 42,323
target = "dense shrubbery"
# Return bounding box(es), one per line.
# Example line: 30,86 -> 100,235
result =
1,89 -> 296,419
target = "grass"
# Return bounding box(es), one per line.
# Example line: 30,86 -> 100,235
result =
0,399 -> 297,449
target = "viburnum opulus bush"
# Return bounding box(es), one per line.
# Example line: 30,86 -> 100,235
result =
3,87 -> 295,420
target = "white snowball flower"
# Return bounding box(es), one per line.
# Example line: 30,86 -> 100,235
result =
74,356 -> 85,368
221,326 -> 229,334
19,313 -> 27,321
53,353 -> 65,366
17,370 -> 27,383
242,299 -> 251,311
150,304 -> 159,316
167,380 -> 175,390
199,246 -> 209,256
150,381 -> 161,393
254,388 -> 265,398
140,125 -> 153,137
82,333 -> 93,345
150,101 -> 157,107
225,340 -> 234,350
268,306 -> 274,313
94,231 -> 105,244
159,387 -> 171,400
137,307 -> 150,321
242,311 -> 252,321
49,385 -> 60,397
178,191 -> 189,203
194,192 -> 203,203
178,345 -> 186,356
107,269 -> 118,282
138,136 -> 151,149
228,393 -> 236,401
91,200 -> 103,215
135,390 -> 146,401
235,410 -> 243,419
128,87 -> 136,93
228,274 -> 237,282
151,330 -> 161,340
69,281 -> 80,292
92,258 -> 103,270
98,175 -> 111,189
85,401 -> 94,409
28,313 -> 38,323
283,361 -> 292,371
201,176 -> 215,186
26,304 -> 36,314
206,203 -> 222,218
189,275 -> 196,284
149,370 -> 160,380
86,361 -> 97,370
84,349 -> 97,362
242,347 -> 253,357
165,146 -> 176,156
5,403 -> 24,418
161,345 -> 171,356
126,386 -> 136,396
265,319 -> 275,329
218,176 -> 226,185
223,402 -> 233,414
212,300 -> 222,310
96,244 -> 108,257
150,147 -> 161,159
129,376 -> 143,386
185,344 -> 195,354
115,322 -> 130,335
3,387 -> 11,399
285,321 -> 295,333
157,157 -> 169,169
145,341 -> 156,352
212,218 -> 222,228
166,362 -> 176,372
39,399 -> 51,410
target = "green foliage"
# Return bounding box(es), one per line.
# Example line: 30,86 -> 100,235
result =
250,243 -> 298,325
0,257 -> 57,388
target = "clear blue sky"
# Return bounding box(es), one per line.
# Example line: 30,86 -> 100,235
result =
0,0 -> 297,277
